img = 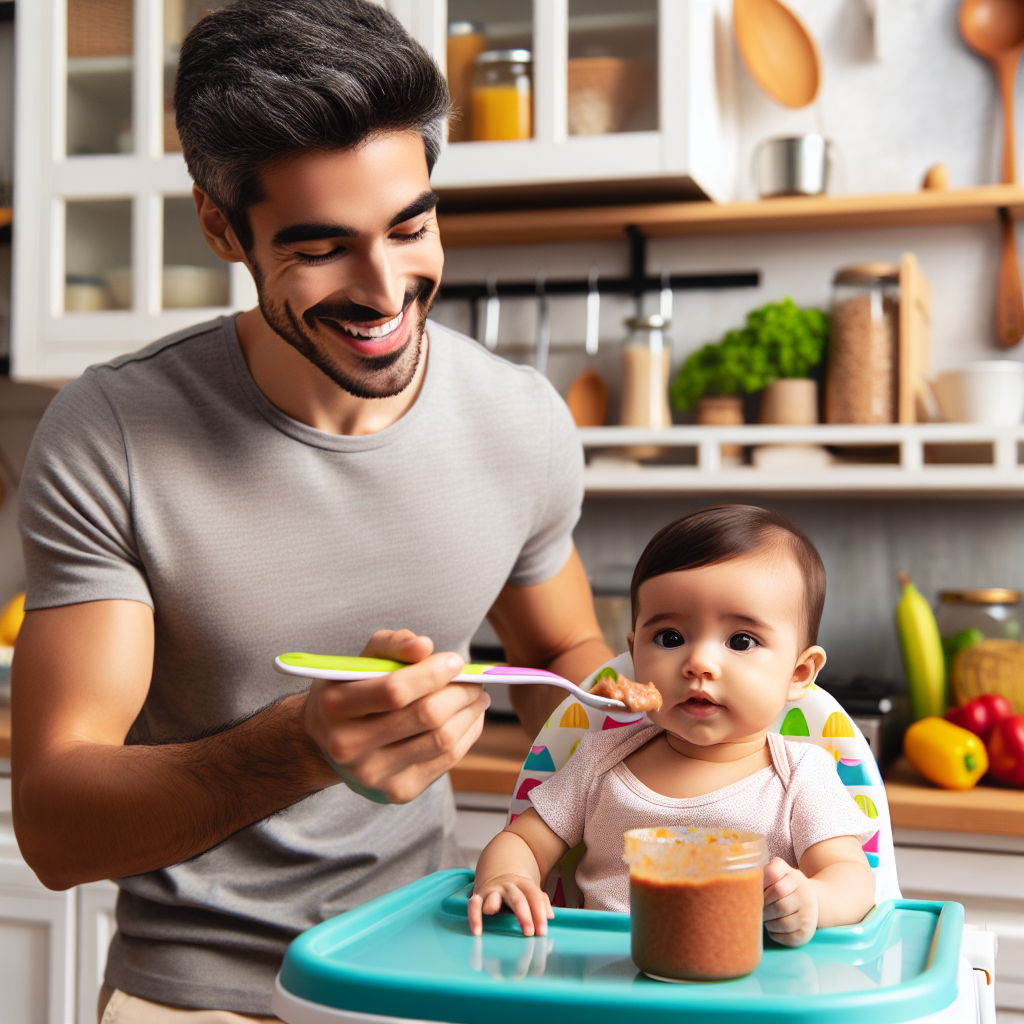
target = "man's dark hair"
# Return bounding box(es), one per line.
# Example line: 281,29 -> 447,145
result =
174,0 -> 449,252
630,505 -> 826,647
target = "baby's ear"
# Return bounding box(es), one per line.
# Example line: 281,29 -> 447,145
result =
788,645 -> 826,701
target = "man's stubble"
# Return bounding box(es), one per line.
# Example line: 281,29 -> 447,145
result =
252,264 -> 436,400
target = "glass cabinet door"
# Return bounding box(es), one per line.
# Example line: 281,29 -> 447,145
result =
66,0 -> 133,155
162,196 -> 229,309
567,0 -> 658,136
163,0 -> 230,153
64,199 -> 132,311
447,0 -> 533,142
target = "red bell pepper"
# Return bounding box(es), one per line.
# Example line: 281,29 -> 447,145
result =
945,694 -> 1014,744
987,715 -> 1024,788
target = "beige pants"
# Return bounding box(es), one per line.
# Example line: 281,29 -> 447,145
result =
99,985 -> 279,1023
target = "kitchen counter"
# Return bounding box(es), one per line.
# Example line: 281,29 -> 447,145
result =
885,756 -> 1024,836
451,723 -> 1024,838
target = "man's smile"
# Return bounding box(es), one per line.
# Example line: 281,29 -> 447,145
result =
319,305 -> 413,357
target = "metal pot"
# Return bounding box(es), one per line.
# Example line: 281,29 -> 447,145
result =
754,134 -> 831,198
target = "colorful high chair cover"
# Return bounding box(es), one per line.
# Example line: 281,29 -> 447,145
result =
507,653 -> 901,907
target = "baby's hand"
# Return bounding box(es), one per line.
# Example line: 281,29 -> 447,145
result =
468,873 -> 554,938
762,856 -> 818,947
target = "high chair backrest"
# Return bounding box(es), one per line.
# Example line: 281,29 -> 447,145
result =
506,653 -> 902,908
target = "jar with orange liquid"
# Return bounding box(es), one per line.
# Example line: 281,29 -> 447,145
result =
447,22 -> 486,142
471,50 -> 532,141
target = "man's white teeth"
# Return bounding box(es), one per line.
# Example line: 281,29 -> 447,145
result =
344,309 -> 404,340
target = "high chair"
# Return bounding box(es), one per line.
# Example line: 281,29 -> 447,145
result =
506,652 -> 903,908
270,656 -> 1000,1024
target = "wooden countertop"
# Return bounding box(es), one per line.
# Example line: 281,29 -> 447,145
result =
450,724 -> 1024,838
884,757 -> 1024,837
2,709 -> 1020,837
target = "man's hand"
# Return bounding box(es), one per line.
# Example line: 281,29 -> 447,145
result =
304,628 -> 489,804
762,857 -> 818,947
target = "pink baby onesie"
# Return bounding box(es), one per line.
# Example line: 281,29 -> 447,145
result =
529,721 -> 875,913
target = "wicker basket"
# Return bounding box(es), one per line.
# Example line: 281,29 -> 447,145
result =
951,638 -> 1024,714
68,0 -> 133,59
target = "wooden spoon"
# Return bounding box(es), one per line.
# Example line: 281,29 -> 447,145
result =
960,0 -> 1024,346
734,0 -> 821,109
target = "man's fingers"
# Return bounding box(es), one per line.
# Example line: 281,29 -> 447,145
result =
360,629 -> 434,663
331,693 -> 489,803
320,652 -> 466,720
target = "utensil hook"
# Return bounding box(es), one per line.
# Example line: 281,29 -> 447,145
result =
659,269 -> 673,322
482,276 -> 500,351
585,268 -> 600,356
535,274 -> 550,376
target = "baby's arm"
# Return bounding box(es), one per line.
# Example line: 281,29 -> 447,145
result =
468,808 -> 569,937
762,835 -> 875,947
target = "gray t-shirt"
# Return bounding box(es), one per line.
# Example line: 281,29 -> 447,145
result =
18,316 -> 583,1014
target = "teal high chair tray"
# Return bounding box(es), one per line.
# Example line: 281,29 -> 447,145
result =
276,870 -> 964,1024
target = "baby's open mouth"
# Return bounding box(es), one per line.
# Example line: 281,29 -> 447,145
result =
681,694 -> 721,716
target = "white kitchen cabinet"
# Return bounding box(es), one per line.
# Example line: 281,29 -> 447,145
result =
11,0 -> 257,381
390,0 -> 737,210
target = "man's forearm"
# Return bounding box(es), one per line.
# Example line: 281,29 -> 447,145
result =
14,692 -> 336,889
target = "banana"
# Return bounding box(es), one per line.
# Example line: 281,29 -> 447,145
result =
896,572 -> 946,720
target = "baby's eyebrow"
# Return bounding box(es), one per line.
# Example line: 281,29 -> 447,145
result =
640,612 -> 677,629
729,613 -> 775,633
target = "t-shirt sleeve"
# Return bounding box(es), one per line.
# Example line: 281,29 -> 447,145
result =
528,732 -> 604,848
505,376 -> 583,588
18,372 -> 153,611
788,743 -> 878,863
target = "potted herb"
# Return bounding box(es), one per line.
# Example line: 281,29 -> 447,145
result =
670,298 -> 829,425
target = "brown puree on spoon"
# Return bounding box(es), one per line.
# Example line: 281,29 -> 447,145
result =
589,673 -> 663,712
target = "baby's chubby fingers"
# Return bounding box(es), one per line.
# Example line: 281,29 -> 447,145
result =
468,876 -> 551,938
762,856 -> 799,909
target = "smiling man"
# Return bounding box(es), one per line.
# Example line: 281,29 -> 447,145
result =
11,2 -> 612,1021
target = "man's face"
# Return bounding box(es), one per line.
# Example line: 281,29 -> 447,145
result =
244,131 -> 444,399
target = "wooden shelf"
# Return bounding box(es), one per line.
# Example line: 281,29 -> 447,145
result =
885,758 -> 1024,837
580,424 -> 1024,496
437,184 -> 1024,248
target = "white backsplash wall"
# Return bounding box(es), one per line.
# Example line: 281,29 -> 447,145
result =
434,0 -> 1024,685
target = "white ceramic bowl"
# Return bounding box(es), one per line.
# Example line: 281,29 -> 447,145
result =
104,265 -> 230,310
162,265 -> 230,308
933,361 -> 1024,425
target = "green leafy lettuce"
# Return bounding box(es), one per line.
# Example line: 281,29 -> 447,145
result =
670,297 -> 829,412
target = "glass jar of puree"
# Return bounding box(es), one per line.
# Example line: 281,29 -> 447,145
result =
623,827 -> 768,982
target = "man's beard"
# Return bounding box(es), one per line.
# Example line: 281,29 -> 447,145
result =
254,269 -> 437,400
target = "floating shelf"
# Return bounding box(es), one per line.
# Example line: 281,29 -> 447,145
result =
580,423 -> 1024,496
437,184 -> 1024,248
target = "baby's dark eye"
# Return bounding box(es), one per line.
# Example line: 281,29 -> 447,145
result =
727,633 -> 758,651
653,629 -> 684,649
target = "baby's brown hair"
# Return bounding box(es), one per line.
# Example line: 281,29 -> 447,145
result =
630,505 -> 826,648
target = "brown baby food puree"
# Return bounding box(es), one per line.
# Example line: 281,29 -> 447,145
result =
623,827 -> 768,982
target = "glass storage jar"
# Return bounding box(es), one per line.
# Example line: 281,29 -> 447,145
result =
471,50 -> 533,141
619,313 -> 671,459
826,263 -> 899,424
936,589 -> 1022,642
624,827 -> 769,981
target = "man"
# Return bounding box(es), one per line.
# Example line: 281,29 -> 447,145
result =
11,2 -> 613,1019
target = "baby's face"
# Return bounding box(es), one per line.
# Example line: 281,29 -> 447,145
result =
630,545 -> 823,749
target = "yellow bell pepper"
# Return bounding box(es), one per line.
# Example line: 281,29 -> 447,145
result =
904,716 -> 988,791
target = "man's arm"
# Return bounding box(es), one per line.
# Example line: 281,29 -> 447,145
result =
12,600 -> 487,890
486,546 -> 615,738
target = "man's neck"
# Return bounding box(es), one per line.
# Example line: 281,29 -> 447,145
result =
233,307 -> 428,436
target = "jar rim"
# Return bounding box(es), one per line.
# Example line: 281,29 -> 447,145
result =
448,21 -> 483,36
625,313 -> 670,330
475,49 -> 532,64
623,827 -> 768,877
833,262 -> 899,285
939,588 -> 1021,604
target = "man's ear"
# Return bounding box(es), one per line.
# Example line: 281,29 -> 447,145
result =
193,185 -> 248,266
787,645 -> 826,702
627,631 -> 635,658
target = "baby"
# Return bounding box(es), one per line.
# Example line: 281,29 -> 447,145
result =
469,504 -> 876,947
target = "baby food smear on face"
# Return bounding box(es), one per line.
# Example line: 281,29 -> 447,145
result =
590,674 -> 663,712
623,827 -> 767,982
